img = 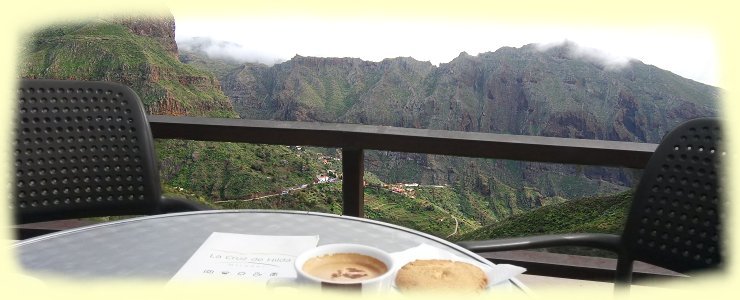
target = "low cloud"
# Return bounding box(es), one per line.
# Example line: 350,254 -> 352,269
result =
180,37 -> 636,72
535,40 -> 633,71
178,37 -> 286,65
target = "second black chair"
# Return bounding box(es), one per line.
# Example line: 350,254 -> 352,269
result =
458,118 -> 724,289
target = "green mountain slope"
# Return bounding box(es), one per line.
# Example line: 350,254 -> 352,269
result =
21,17 -> 235,118
455,191 -> 631,241
452,191 -> 632,257
18,16 -> 324,204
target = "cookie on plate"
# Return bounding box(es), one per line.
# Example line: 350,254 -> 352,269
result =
394,259 -> 488,292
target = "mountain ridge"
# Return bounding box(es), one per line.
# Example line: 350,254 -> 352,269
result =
210,44 -> 717,141
182,41 -> 718,220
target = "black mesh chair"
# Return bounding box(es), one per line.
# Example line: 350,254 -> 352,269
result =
12,79 -> 207,238
458,118 -> 724,289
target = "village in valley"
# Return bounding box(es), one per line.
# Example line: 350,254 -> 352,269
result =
190,146 -> 450,205
296,146 -> 445,199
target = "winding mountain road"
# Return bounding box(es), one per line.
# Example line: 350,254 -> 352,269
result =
213,183 -> 312,204
446,215 -> 460,238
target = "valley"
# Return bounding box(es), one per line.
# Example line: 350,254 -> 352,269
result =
19,15 -> 719,240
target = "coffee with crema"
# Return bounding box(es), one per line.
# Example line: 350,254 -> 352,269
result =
302,253 -> 388,283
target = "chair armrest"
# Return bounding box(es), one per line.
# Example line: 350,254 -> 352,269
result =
157,196 -> 211,213
457,233 -> 623,253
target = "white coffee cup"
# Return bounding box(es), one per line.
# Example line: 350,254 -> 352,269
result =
270,243 -> 396,294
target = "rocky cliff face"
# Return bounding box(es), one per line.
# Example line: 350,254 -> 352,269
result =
21,15 -> 235,118
187,43 -> 719,215
219,44 -> 717,142
116,15 -> 179,58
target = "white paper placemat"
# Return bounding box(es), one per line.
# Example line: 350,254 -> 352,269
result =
169,232 -> 319,282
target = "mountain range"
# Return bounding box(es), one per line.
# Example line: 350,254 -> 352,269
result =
18,15 -> 719,237
180,37 -> 719,220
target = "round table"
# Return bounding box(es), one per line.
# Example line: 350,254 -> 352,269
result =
14,210 -> 525,291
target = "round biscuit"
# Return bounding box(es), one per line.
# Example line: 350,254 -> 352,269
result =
395,259 -> 488,292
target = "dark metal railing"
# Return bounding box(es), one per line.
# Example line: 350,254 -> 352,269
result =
16,115 -> 667,282
148,115 -> 658,218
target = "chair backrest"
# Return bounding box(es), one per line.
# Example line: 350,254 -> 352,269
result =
13,79 -> 163,223
621,118 -> 723,274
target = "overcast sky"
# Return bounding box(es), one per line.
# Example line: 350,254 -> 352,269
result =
174,16 -> 719,87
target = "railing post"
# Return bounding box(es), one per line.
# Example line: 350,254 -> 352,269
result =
341,148 -> 364,217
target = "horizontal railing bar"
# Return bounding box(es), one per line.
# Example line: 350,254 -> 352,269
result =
479,250 -> 686,283
148,115 -> 657,169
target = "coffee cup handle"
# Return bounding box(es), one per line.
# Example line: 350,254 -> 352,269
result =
266,277 -> 299,290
